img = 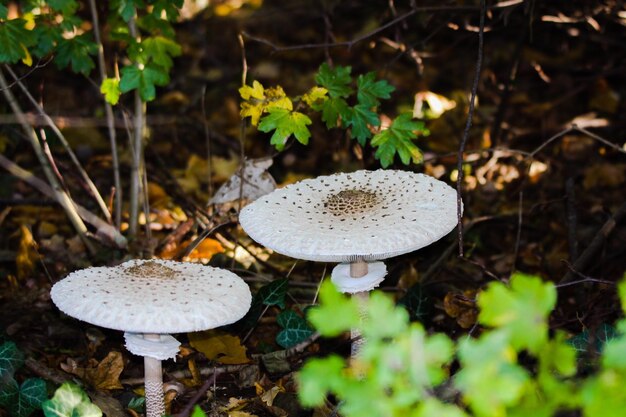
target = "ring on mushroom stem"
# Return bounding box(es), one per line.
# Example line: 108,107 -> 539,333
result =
239,169 -> 460,358
51,259 -> 252,417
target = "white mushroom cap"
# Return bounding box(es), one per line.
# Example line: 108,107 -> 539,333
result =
51,259 -> 252,334
239,170 -> 460,263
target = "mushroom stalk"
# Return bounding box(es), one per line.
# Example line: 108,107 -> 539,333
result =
143,333 -> 166,417
350,260 -> 369,358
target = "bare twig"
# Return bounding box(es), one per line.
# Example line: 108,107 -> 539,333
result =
0,153 -> 127,248
174,369 -> 221,417
88,0 -> 122,228
4,66 -> 112,223
456,0 -> 486,257
556,261 -> 615,288
0,68 -> 96,255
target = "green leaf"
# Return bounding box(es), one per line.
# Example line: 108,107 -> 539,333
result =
0,378 -> 19,407
344,104 -> 379,145
0,19 -> 37,64
602,333 -> 626,370
100,78 -> 121,105
538,333 -> 577,377
362,291 -> 409,340
315,63 -> 353,98
257,278 -> 289,309
581,369 -> 626,417
126,396 -> 144,413
119,63 -> 169,102
568,323 -> 617,355
370,114 -> 425,167
141,36 -> 182,70
416,398 -> 469,417
11,378 -> 47,417
356,72 -> 395,107
398,283 -> 430,320
307,280 -> 360,337
0,3 -> 9,19
619,276 -> 626,312
0,341 -> 24,379
150,0 -> 183,20
55,34 -> 97,75
297,355 -> 345,406
320,96 -> 349,129
42,382 -> 102,417
456,331 -> 530,417
47,0 -> 78,14
111,0 -> 143,22
258,108 -> 312,151
190,405 -> 207,417
478,273 -> 556,354
276,310 -> 314,348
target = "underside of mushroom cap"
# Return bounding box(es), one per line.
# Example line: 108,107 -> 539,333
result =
239,170 -> 460,263
51,259 -> 252,334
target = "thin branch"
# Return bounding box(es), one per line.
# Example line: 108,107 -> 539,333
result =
456,0 -> 486,257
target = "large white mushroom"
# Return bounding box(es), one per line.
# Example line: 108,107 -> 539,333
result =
51,259 -> 252,417
239,169 -> 459,355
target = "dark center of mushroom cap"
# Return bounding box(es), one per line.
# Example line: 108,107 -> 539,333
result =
323,189 -> 381,216
124,261 -> 178,279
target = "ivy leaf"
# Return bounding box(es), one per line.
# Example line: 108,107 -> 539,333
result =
315,63 -> 353,98
276,310 -> 314,348
55,34 -> 97,75
356,72 -> 395,107
47,0 -> 78,15
12,378 -> 47,417
344,104 -> 380,146
119,63 -> 169,102
257,278 -> 289,309
478,273 -> 556,354
141,36 -> 181,71
398,283 -> 430,321
100,78 -> 121,105
371,114 -> 425,167
0,378 -> 19,407
297,355 -> 345,407
308,280 -> 360,337
42,382 -> 102,417
567,323 -> 617,355
0,341 -> 24,379
320,96 -> 349,129
0,19 -> 37,64
258,108 -> 312,151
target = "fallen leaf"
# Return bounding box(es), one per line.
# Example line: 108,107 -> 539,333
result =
16,225 -> 37,280
583,163 -> 626,189
188,330 -> 249,364
185,238 -> 225,261
209,157 -> 277,204
61,351 -> 124,390
443,290 -> 478,329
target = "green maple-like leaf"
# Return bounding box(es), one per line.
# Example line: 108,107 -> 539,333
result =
276,310 -> 314,348
0,341 -> 24,379
100,78 -> 121,105
191,405 -> 207,417
42,382 -> 102,417
478,273 -> 556,354
297,354 -> 345,407
356,72 -> 395,107
111,0 -> 144,22
344,104 -> 379,145
55,34 -> 97,75
371,113 -> 425,167
140,36 -> 181,70
258,108 -> 312,151
119,63 -> 169,101
47,0 -> 78,14
307,280 -> 360,337
0,19 -> 37,64
257,278 -> 289,309
315,63 -> 353,98
150,0 -> 183,20
320,96 -> 349,129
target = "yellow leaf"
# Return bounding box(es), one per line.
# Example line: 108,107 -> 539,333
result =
16,225 -> 37,280
260,385 -> 284,407
147,182 -> 170,208
221,397 -> 249,412
229,411 -> 257,417
211,155 -> 240,183
302,86 -> 328,107
239,80 -> 265,100
188,330 -> 249,364
185,238 -> 225,261
21,45 -> 32,67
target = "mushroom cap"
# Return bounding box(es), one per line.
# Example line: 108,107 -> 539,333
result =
51,259 -> 252,334
239,170 -> 460,263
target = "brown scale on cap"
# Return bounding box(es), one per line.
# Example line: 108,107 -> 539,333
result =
125,260 -> 177,279
324,189 -> 380,216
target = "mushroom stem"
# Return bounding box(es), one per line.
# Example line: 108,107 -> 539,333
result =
143,334 -> 166,417
350,260 -> 369,359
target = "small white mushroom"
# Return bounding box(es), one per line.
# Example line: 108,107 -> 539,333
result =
51,259 -> 252,417
239,169 -> 459,356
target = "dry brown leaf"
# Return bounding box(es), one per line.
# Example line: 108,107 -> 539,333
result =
16,224 -> 37,280
188,330 -> 249,364
443,290 -> 477,329
583,163 -> 626,189
62,351 -> 124,390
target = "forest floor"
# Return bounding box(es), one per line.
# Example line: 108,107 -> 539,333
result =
1,1 -> 626,416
